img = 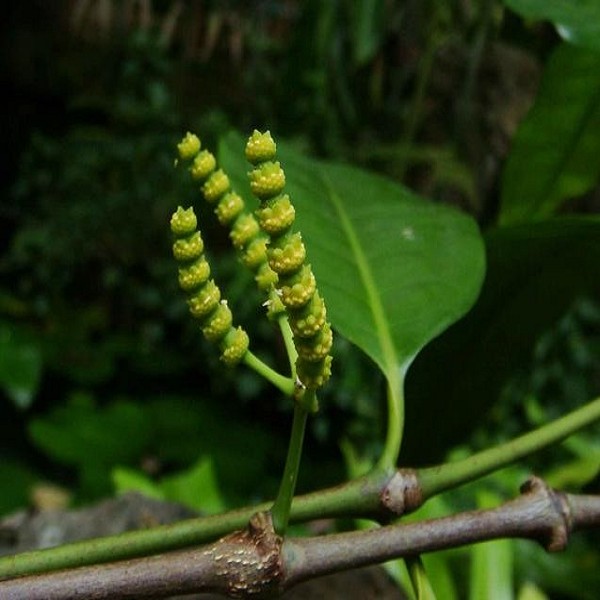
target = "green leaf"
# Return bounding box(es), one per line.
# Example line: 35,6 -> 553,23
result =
29,394 -> 151,468
347,0 -> 386,65
219,132 -> 485,386
405,217 -> 600,462
160,457 -> 225,514
504,0 -> 600,51
0,322 -> 42,409
113,458 -> 226,514
112,467 -> 165,501
500,43 -> 600,225
408,556 -> 438,600
517,581 -> 549,600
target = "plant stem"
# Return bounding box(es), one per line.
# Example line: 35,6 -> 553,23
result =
277,311 -> 298,378
243,350 -> 295,396
0,471 -> 389,581
271,402 -> 309,535
406,555 -> 437,600
4,478 -> 597,599
376,379 -> 405,472
3,397 -> 599,581
418,395 -> 600,497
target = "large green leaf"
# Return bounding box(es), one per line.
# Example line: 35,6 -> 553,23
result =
219,132 -> 485,386
405,217 -> 600,462
500,43 -> 600,225
504,0 -> 600,51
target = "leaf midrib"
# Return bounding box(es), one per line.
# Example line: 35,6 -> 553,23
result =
321,172 -> 400,381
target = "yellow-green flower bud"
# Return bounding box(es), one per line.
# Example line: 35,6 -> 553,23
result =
170,206 -> 198,236
256,194 -> 295,235
241,237 -> 268,270
248,161 -> 286,200
245,130 -> 277,165
177,132 -> 201,160
187,280 -> 221,319
295,323 -> 333,362
190,150 -> 217,181
178,258 -> 210,291
202,301 -> 233,342
230,214 -> 261,249
215,192 -> 245,225
172,231 -> 204,262
268,233 -> 306,275
279,265 -> 316,309
202,169 -> 230,203
255,262 -> 279,291
221,327 -> 250,366
290,292 -> 326,338
296,355 -> 332,389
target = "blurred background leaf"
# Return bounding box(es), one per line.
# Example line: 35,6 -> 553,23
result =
405,217 -> 600,462
0,322 -> 42,409
500,43 -> 600,224
504,0 -> 600,51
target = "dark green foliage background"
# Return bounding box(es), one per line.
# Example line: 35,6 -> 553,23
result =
1,1 -> 599,597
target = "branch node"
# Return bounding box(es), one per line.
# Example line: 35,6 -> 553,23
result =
204,511 -> 283,598
520,476 -> 572,552
380,469 -> 423,518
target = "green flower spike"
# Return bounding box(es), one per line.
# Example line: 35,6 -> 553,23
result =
170,205 -> 249,365
245,130 -> 333,393
176,133 -> 278,297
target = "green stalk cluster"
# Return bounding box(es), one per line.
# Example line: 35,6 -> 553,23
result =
170,205 -> 249,366
245,130 -> 333,393
176,133 -> 278,296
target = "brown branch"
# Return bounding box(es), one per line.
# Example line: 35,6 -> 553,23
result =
2,478 -> 598,599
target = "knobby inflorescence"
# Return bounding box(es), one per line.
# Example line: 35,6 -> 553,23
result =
177,132 -> 278,296
245,130 -> 333,393
172,130 -> 332,399
170,205 -> 249,366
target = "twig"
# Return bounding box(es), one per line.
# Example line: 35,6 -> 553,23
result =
2,478 -> 598,599
2,395 -> 599,581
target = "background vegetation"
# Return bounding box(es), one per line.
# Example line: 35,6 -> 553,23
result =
1,1 -> 599,597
